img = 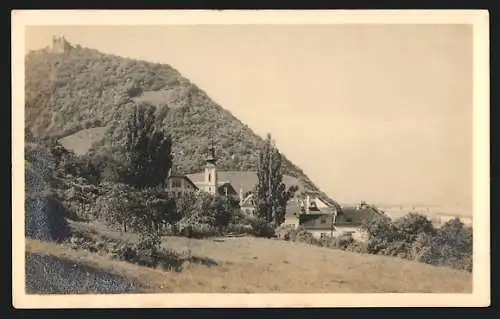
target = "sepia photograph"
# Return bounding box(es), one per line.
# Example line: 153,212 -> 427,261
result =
12,10 -> 490,308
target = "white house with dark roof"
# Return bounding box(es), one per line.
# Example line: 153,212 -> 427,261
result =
281,198 -> 385,241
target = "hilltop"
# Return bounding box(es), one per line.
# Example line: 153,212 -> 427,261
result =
25,42 -> 335,205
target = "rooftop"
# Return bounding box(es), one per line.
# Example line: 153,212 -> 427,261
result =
337,205 -> 386,226
186,171 -> 303,195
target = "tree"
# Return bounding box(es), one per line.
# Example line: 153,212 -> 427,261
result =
433,218 -> 473,271
121,103 -> 173,188
137,187 -> 177,234
210,195 -> 240,232
393,213 -> 436,243
99,182 -> 135,232
99,183 -> 177,234
255,133 -> 298,226
173,190 -> 198,220
361,215 -> 398,254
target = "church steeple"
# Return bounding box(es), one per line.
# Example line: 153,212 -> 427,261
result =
204,134 -> 218,195
206,141 -> 217,164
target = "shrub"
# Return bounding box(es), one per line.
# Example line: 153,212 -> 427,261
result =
249,217 -> 275,238
343,240 -> 369,254
156,248 -> 184,271
114,244 -> 137,262
337,232 -> 355,248
317,234 -> 337,248
275,224 -> 298,241
177,219 -> 218,239
393,213 -> 436,243
361,213 -> 472,272
427,218 -> 472,271
225,223 -> 253,235
113,232 -> 163,267
294,229 -> 320,245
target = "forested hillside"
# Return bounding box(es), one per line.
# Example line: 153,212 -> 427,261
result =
25,43 -> 336,205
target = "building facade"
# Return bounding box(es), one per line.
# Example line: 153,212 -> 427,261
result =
166,142 -> 239,199
165,175 -> 199,196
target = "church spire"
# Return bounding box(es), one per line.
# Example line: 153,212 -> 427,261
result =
204,132 -> 218,195
206,132 -> 217,164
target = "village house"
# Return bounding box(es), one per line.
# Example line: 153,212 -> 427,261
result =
165,143 -> 238,198
165,174 -> 199,196
166,141 -> 382,242
282,198 -> 385,241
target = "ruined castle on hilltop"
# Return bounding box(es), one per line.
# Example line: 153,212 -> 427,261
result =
50,35 -> 73,53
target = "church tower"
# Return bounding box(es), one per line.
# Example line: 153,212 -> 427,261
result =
204,140 -> 218,195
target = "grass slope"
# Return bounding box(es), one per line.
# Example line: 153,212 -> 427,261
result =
27,221 -> 472,293
58,127 -> 107,156
25,45 -> 336,206
25,251 -> 139,294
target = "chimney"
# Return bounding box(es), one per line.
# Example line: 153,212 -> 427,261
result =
239,188 -> 244,203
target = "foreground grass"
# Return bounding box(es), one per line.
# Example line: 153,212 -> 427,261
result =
26,221 -> 473,293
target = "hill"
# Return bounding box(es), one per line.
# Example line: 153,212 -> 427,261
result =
25,43 -> 336,206
26,221 -> 472,293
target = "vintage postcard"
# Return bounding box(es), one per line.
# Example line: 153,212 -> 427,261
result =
12,10 -> 490,308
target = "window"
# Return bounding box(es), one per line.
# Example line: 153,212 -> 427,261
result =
208,173 -> 211,182
320,217 -> 328,224
172,179 -> 182,188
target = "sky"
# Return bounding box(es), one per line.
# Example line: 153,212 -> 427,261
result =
25,24 -> 473,210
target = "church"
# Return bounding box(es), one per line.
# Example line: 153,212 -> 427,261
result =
165,143 -> 239,199
164,142 -> 337,222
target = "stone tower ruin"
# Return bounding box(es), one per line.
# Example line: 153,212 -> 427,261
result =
50,35 -> 72,53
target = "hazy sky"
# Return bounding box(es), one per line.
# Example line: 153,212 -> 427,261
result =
25,25 -> 473,209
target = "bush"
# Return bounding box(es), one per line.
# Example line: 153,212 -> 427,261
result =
361,213 -> 472,272
68,232 -> 185,272
225,223 -> 253,235
275,224 -> 298,241
294,229 -> 321,245
343,240 -> 369,254
156,248 -> 184,271
114,244 -> 137,262
248,217 -> 275,238
177,219 -> 218,239
317,232 -> 355,249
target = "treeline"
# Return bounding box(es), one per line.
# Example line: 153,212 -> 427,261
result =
362,213 -> 473,272
277,213 -> 473,272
